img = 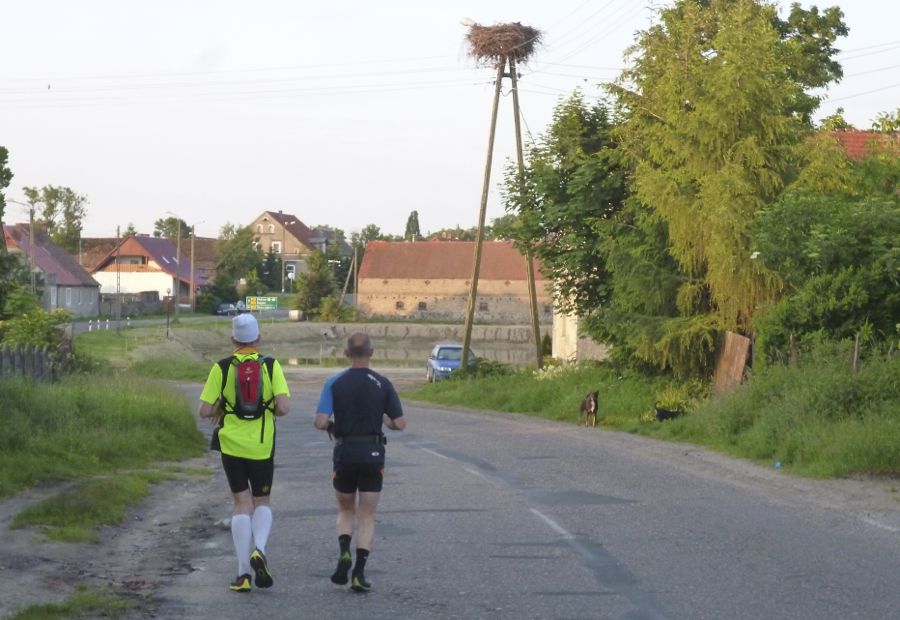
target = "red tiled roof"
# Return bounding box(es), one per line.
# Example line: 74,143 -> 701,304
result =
358,240 -> 545,281
830,130 -> 899,161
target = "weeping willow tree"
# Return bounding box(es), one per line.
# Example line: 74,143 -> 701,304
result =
611,0 -> 847,332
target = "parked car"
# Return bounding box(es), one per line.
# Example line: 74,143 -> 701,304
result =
215,302 -> 239,316
426,343 -> 477,382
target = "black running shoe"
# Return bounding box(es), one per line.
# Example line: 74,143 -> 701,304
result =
351,573 -> 372,593
250,549 -> 273,588
229,573 -> 251,592
330,551 -> 352,585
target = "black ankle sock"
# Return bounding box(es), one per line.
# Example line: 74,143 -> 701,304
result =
338,535 -> 351,556
353,548 -> 369,576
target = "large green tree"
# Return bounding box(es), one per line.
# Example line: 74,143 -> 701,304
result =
0,146 -> 11,254
404,210 -> 421,241
293,251 -> 337,319
22,185 -> 88,253
611,0 -> 847,331
153,216 -> 190,240
215,223 -> 263,286
503,93 -> 697,374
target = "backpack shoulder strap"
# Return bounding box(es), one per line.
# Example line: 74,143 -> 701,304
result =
217,356 -> 236,411
260,355 -> 277,412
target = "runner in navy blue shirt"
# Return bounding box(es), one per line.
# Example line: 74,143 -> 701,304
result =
314,331 -> 406,592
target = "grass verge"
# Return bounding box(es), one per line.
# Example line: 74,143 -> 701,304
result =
406,346 -> 900,478
0,374 -> 206,498
11,471 -> 178,542
7,584 -> 133,620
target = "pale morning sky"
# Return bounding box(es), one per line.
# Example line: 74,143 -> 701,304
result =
1,1 -> 897,240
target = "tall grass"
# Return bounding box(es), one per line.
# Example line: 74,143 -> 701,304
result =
0,375 -> 206,497
408,364 -> 667,425
7,584 -> 133,620
649,347 -> 900,477
407,346 -> 900,478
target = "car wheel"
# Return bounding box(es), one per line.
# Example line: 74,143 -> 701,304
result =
426,368 -> 433,382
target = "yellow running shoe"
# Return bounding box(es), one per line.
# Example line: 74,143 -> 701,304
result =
250,549 -> 273,588
229,573 -> 251,592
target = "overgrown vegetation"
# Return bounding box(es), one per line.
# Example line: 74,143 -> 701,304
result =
0,375 -> 205,497
7,584 -> 133,620
12,471 -> 179,542
409,342 -> 900,478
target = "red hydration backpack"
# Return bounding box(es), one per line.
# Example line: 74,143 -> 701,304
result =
218,355 -> 276,420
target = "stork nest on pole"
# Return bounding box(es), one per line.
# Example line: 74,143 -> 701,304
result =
465,22 -> 542,65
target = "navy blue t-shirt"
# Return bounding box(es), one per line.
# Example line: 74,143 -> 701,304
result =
316,368 -> 404,438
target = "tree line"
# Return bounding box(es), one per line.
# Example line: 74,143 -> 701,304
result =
500,0 -> 899,378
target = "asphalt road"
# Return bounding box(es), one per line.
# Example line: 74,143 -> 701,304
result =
156,368 -> 900,620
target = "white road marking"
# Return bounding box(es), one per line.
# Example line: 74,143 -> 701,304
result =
860,516 -> 900,533
420,447 -> 451,460
530,508 -> 575,540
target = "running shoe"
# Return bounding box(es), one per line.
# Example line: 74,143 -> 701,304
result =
229,573 -> 251,592
351,574 -> 372,593
330,551 -> 352,585
250,549 -> 273,588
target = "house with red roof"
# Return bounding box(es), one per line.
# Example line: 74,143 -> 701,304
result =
3,224 -> 100,317
357,240 -> 553,323
89,235 -> 207,305
830,130 -> 899,161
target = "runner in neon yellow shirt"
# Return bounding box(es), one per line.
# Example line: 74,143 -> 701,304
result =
199,313 -> 290,592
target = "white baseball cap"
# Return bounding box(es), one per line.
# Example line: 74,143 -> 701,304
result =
232,313 -> 259,344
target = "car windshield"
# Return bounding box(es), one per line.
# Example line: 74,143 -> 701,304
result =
437,348 -> 462,361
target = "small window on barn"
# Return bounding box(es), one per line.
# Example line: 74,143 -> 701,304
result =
543,305 -> 552,315
479,301 -> 488,312
256,224 -> 263,233
418,301 -> 427,311
268,224 -> 275,233
395,300 -> 405,310
383,280 -> 389,285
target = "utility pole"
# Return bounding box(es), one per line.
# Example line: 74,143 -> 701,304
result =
461,61 -> 505,370
509,57 -> 543,368
173,218 -> 181,323
115,225 -> 121,330
190,225 -> 196,312
461,21 -> 544,369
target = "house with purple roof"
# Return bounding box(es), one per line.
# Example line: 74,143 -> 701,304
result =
3,224 -> 101,317
89,234 -> 208,306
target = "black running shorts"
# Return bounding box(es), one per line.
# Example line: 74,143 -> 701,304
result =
221,453 -> 274,497
333,463 -> 384,493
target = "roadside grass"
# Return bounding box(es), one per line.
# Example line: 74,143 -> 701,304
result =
643,348 -> 900,477
11,471 -> 178,542
406,347 -> 900,479
7,584 -> 133,620
130,356 -> 211,381
405,363 -> 667,425
0,374 -> 205,498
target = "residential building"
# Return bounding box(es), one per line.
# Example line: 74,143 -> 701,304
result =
89,235 -> 207,304
357,240 -> 552,323
3,224 -> 100,317
249,211 -> 351,291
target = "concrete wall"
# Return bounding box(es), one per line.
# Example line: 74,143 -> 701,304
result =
552,311 -> 608,363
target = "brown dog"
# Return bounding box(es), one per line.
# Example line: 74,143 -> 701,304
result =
580,390 -> 599,427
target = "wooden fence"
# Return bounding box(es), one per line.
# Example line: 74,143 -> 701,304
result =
0,344 -> 62,381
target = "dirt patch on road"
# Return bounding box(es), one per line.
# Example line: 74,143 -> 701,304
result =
0,455 -> 225,619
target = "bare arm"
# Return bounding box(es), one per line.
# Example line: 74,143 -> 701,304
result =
198,400 -> 223,426
383,414 -> 406,431
314,412 -> 331,430
274,394 -> 290,417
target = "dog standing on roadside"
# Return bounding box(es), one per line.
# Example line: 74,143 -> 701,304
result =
580,390 -> 599,427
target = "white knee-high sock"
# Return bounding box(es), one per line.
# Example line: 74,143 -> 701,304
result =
231,514 -> 253,576
251,505 -> 273,554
